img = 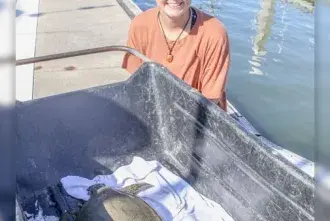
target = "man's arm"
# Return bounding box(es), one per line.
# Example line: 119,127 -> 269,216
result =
201,27 -> 230,112
121,21 -> 144,74
210,91 -> 227,112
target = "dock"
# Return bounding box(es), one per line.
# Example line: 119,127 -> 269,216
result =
16,0 -> 141,100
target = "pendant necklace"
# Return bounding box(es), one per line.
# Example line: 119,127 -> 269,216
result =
158,8 -> 191,63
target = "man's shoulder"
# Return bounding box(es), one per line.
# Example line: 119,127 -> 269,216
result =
196,8 -> 228,40
130,7 -> 158,30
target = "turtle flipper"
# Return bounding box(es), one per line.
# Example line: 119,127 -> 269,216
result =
59,211 -> 77,221
121,182 -> 154,195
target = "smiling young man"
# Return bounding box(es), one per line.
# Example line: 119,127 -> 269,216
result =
122,0 -> 230,111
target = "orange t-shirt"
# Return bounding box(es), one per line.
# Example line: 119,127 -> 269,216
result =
122,7 -> 230,102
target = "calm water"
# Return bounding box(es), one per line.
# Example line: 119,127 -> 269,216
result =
133,0 -> 318,161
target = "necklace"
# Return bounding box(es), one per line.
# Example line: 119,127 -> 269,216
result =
158,8 -> 192,63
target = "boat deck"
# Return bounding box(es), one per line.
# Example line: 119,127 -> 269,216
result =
15,0 -> 316,184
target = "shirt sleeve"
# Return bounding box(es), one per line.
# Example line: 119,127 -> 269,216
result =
121,21 -> 144,74
200,29 -> 230,101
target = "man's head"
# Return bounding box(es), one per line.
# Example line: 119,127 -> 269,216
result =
156,0 -> 191,19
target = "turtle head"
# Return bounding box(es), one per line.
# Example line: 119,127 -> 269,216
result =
87,183 -> 107,196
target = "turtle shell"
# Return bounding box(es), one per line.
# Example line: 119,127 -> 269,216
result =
75,184 -> 162,221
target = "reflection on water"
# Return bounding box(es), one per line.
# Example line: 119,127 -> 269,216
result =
249,0 -> 276,75
249,56 -> 266,75
277,2 -> 288,54
133,0 -> 316,160
252,0 -> 276,56
209,0 -> 218,16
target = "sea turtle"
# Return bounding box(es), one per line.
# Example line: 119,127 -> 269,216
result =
61,182 -> 162,221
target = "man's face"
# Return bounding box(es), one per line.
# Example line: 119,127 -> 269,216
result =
156,0 -> 191,19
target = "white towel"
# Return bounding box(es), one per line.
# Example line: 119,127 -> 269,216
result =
61,156 -> 235,221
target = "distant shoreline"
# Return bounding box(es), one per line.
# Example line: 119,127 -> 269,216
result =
304,0 -> 314,5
